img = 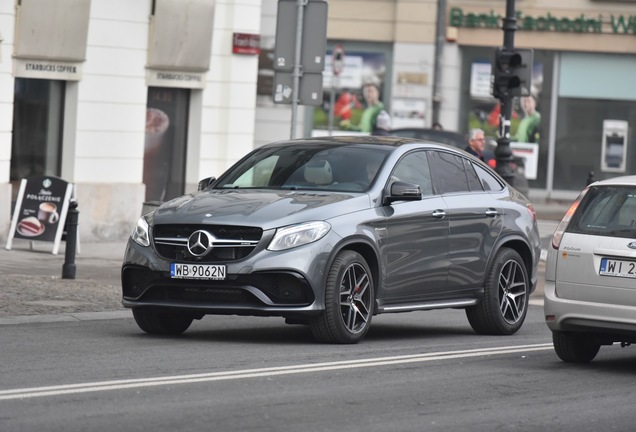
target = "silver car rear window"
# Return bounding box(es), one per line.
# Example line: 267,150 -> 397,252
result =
568,185 -> 636,238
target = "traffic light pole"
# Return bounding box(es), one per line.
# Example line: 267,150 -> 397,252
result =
495,0 -> 517,186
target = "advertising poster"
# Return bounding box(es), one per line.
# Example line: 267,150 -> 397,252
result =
510,142 -> 540,180
470,61 -> 493,99
314,51 -> 387,134
6,175 -> 73,254
391,98 -> 426,129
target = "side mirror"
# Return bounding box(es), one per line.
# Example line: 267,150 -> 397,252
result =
197,177 -> 216,191
384,181 -> 422,204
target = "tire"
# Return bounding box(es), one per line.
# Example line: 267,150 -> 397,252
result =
132,308 -> 193,335
466,248 -> 529,335
310,250 -> 375,344
552,331 -> 600,363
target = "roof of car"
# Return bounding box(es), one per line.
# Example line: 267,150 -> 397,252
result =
592,175 -> 636,187
266,135 -> 437,148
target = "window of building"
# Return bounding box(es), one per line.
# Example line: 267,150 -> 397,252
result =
459,46 -> 554,189
143,87 -> 190,202
10,78 -> 65,204
554,52 -> 636,190
554,97 -> 636,190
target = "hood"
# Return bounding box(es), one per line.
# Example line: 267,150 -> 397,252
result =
150,189 -> 370,229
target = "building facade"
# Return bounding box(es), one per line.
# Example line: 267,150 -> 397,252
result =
446,0 -> 636,200
1,0 -> 263,242
1,0 -> 635,243
258,0 -> 636,203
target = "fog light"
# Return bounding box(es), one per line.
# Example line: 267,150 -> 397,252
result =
545,315 -> 556,322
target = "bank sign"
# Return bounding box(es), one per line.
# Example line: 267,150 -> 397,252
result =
450,7 -> 636,35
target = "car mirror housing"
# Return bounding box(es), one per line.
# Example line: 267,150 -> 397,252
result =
197,177 -> 216,191
384,181 -> 423,204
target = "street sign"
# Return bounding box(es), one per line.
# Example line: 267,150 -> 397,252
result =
273,72 -> 323,106
273,0 -> 328,74
332,44 -> 345,76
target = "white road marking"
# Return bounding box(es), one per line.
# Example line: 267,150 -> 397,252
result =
0,343 -> 552,401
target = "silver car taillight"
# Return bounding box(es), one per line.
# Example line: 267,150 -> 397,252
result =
526,203 -> 537,222
551,189 -> 589,250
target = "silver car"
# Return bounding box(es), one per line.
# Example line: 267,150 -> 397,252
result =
545,175 -> 636,362
122,136 -> 541,344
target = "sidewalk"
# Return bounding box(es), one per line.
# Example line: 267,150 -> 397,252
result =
0,202 -> 568,323
0,239 -> 129,323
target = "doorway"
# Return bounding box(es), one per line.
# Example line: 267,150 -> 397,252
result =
143,87 -> 190,202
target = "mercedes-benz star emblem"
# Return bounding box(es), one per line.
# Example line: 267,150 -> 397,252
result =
187,230 -> 215,257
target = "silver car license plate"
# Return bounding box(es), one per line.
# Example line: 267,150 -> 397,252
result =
170,263 -> 226,280
599,258 -> 636,279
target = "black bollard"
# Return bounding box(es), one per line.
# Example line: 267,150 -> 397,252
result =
62,200 -> 79,279
586,170 -> 596,186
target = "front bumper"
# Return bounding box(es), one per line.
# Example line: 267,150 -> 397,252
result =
121,234 -> 336,316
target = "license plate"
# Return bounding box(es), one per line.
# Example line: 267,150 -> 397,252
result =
170,263 -> 226,280
599,258 -> 636,279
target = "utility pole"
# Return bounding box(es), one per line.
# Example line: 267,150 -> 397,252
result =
431,0 -> 446,127
492,0 -> 532,186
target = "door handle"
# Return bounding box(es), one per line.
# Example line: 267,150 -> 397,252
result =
485,208 -> 500,217
432,209 -> 446,219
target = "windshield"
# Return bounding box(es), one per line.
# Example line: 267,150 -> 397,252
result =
215,144 -> 390,192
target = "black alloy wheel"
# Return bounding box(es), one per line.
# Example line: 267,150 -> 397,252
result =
466,247 -> 529,335
310,250 -> 375,344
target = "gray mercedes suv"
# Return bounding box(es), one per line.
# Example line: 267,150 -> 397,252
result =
122,136 -> 541,344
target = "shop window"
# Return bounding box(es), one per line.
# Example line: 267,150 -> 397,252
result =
460,47 -> 553,189
553,98 -> 636,191
10,78 -> 65,204
143,87 -> 189,202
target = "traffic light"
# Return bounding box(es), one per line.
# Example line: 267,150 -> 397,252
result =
491,48 -> 533,98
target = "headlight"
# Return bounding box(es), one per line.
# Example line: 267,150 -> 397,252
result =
267,221 -> 331,251
131,216 -> 150,247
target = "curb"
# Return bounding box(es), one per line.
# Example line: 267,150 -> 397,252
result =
0,310 -> 131,326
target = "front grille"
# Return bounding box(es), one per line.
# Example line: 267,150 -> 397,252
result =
122,266 -> 314,306
152,224 -> 262,262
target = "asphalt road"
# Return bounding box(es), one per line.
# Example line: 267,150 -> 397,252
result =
2,305 -> 635,432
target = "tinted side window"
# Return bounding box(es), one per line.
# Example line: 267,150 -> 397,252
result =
428,151 -> 470,194
391,151 -> 433,195
473,164 -> 504,192
464,159 -> 483,192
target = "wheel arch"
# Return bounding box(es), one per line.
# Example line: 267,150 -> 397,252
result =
325,237 -> 381,307
492,236 -> 534,282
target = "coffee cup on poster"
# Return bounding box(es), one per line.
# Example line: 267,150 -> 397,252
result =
145,107 -> 170,156
38,202 -> 60,224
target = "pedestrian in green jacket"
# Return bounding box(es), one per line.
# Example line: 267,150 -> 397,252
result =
340,82 -> 384,133
515,95 -> 541,143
